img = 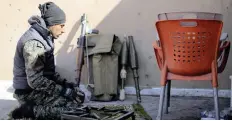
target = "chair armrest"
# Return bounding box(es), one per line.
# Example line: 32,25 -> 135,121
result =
153,41 -> 163,70
220,33 -> 228,41
219,41 -> 230,51
218,41 -> 230,73
153,40 -> 161,49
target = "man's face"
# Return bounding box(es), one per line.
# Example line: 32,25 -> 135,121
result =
48,24 -> 65,39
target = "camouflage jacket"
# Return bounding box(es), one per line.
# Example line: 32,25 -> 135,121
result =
22,39 -> 64,93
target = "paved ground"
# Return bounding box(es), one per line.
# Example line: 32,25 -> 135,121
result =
1,95 -> 229,120
0,81 -> 230,120
85,95 -> 230,120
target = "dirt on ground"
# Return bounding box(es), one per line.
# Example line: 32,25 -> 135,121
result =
0,95 -> 230,120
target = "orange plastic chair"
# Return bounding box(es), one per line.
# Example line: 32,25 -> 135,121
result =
153,19 -> 230,120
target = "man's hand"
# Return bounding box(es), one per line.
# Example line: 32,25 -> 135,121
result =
61,87 -> 85,103
64,81 -> 75,88
63,80 -> 78,89
73,86 -> 85,103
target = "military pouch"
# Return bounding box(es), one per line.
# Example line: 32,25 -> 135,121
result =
81,34 -> 122,101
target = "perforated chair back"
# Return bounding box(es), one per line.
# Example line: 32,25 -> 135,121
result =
156,19 -> 223,76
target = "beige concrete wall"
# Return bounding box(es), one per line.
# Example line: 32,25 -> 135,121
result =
1,0 -> 232,89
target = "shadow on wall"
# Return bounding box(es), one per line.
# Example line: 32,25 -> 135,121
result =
55,0 -> 232,89
218,0 -> 232,89
94,0 -> 162,88
56,0 -> 161,87
55,19 -> 81,83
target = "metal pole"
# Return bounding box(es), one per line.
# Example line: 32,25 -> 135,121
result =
213,87 -> 220,120
156,86 -> 166,120
164,80 -> 171,114
230,76 -> 232,108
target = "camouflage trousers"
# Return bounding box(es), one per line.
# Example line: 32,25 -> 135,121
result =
13,88 -> 83,119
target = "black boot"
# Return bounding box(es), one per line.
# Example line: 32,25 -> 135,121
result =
11,102 -> 35,119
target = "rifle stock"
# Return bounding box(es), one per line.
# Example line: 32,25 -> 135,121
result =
76,36 -> 85,87
75,13 -> 99,87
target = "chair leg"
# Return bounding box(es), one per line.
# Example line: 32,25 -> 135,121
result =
157,61 -> 168,120
211,61 -> 219,120
213,87 -> 220,120
168,80 -> 171,108
156,86 -> 166,120
164,80 -> 171,114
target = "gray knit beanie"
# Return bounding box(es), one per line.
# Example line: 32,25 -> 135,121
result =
38,2 -> 66,26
